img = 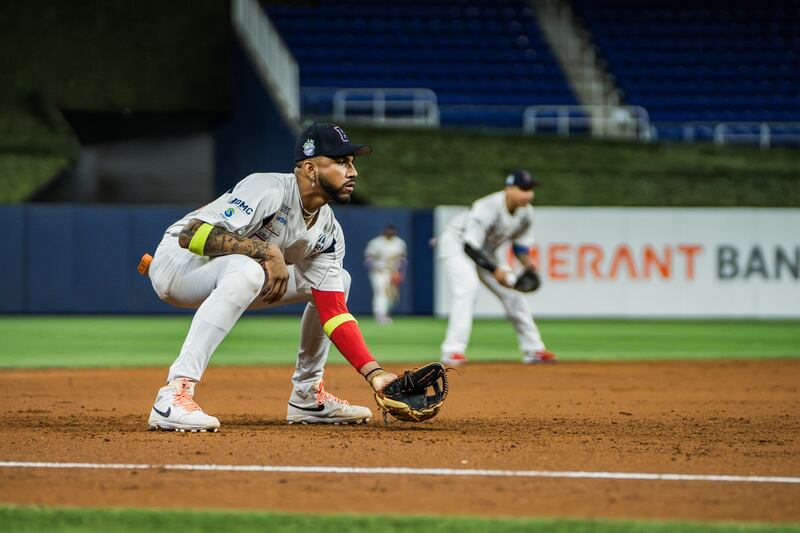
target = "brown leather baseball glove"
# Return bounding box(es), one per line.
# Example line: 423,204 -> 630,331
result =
374,362 -> 449,422
513,267 -> 541,292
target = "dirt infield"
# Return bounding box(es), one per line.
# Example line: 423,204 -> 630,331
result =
1,360 -> 799,523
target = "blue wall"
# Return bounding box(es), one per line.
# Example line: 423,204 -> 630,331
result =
0,205 -> 433,316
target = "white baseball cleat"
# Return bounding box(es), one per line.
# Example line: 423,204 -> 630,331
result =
286,380 -> 371,425
441,352 -> 468,366
522,349 -> 558,364
148,378 -> 220,432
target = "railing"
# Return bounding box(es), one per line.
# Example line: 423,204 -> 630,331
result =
332,88 -> 440,127
712,122 -> 800,149
649,121 -> 800,148
304,89 -> 799,149
523,105 -> 651,140
232,0 -> 300,122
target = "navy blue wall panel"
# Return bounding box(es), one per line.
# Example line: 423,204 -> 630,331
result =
411,210 -> 434,315
0,207 -> 25,311
75,207 -> 129,312
335,206 -> 414,315
27,206 -> 77,312
1,205 -> 435,315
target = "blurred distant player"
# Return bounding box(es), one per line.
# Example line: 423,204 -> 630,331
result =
143,122 -> 402,432
437,169 -> 556,366
363,225 -> 407,324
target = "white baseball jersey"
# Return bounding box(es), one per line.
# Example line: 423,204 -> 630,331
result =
164,172 -> 347,293
438,190 -> 545,357
440,191 -> 536,257
364,235 -> 407,273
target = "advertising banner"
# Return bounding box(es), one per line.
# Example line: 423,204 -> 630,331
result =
434,208 -> 800,318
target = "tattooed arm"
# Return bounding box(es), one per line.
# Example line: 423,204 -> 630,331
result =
178,219 -> 272,260
179,218 -> 289,303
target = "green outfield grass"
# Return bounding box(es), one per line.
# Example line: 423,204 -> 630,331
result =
0,316 -> 798,369
346,125 -> 800,208
1,506 -> 798,533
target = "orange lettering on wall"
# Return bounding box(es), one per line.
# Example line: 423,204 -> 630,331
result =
643,245 -> 672,279
609,244 -> 638,279
577,244 -> 604,279
548,244 -> 570,280
677,244 -> 703,280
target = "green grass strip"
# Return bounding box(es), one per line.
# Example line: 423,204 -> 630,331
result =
345,125 -> 800,208
0,154 -> 72,203
0,316 -> 798,369
1,505 -> 798,533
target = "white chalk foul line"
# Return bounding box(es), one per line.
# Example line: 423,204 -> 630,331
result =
1,461 -> 799,485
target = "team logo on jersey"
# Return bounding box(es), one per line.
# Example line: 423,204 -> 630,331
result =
274,204 -> 290,227
333,126 -> 348,142
223,207 -> 235,218
253,204 -> 292,242
302,138 -> 315,157
228,198 -> 254,215
313,234 -> 327,252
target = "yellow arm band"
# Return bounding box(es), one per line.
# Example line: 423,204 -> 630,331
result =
188,223 -> 215,256
323,313 -> 357,337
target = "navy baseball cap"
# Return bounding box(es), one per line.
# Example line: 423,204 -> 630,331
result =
295,122 -> 372,162
504,169 -> 540,190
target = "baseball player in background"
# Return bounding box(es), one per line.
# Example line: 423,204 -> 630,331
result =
363,225 -> 407,324
144,122 -> 400,432
437,169 -> 557,366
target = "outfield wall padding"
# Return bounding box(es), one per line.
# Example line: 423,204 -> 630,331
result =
0,205 -> 433,316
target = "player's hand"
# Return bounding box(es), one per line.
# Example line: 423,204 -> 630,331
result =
369,370 -> 399,392
492,266 -> 514,288
260,247 -> 289,304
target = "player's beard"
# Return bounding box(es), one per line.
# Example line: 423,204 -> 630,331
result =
319,174 -> 352,205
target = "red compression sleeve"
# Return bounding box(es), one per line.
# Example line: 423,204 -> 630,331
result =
311,289 -> 375,370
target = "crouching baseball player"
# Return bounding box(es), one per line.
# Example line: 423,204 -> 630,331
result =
143,123 -> 447,432
438,169 -> 556,366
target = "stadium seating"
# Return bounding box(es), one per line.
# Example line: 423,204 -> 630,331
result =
571,0 -> 800,142
263,0 -> 578,128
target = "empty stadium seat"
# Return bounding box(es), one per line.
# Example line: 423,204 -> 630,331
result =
571,0 -> 800,133
264,0 -> 578,128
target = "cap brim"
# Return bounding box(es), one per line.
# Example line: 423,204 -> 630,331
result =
329,143 -> 372,158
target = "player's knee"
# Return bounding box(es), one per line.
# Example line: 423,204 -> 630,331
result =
219,256 -> 265,299
506,297 -> 531,317
238,259 -> 266,295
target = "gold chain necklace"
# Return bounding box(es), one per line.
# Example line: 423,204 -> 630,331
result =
300,198 -> 319,226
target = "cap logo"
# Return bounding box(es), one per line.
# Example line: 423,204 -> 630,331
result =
333,126 -> 348,142
302,138 -> 315,157
505,174 -> 514,186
